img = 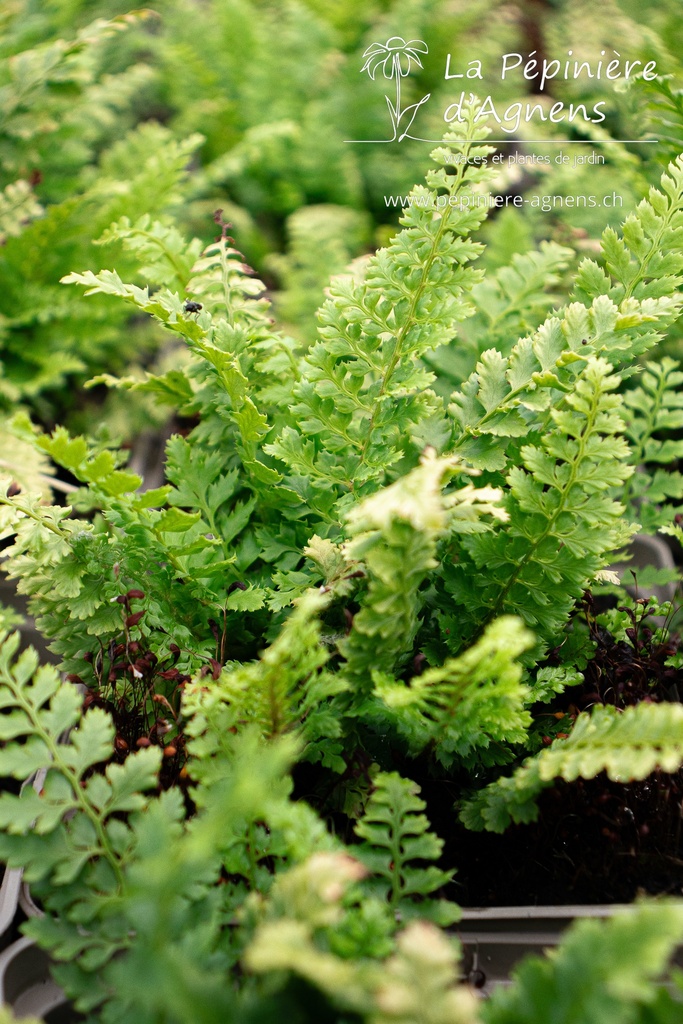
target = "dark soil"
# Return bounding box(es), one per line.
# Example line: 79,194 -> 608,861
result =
445,594 -> 683,906
446,771 -> 683,906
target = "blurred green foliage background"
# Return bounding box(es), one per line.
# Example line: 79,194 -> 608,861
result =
1,0 -> 682,435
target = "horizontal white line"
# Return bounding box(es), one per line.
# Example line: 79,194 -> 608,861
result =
345,139 -> 658,144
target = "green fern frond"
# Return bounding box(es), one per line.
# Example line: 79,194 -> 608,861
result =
574,154 -> 683,307
460,701 -> 683,833
444,358 -> 636,652
482,903 -> 683,1024
183,592 -> 346,755
96,214 -> 203,291
265,101 -> 498,515
621,357 -> 683,531
374,616 -> 534,768
428,241 -> 574,389
338,452 -> 503,687
355,773 -> 459,926
0,631 -> 161,893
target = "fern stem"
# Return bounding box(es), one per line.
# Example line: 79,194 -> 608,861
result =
0,496 -> 68,537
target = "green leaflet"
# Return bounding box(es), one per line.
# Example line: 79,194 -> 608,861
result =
621,357 -> 683,532
460,702 -> 683,833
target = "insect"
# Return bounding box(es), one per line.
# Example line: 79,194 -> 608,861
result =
183,300 -> 203,314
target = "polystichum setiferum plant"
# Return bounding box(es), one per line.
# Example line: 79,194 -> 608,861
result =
1,100 -> 683,1020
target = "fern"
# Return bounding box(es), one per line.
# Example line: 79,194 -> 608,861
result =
447,157 -> 683,477
354,772 -> 458,926
482,903 -> 683,1024
338,451 -> 505,688
183,592 -> 348,770
96,214 -> 204,291
574,156 -> 683,308
267,204 -> 371,337
442,358 -> 636,653
460,701 -> 683,833
621,357 -> 683,532
244,858 -> 477,1022
265,101 -> 498,516
427,241 -> 574,390
373,616 -> 534,769
0,632 -> 337,1020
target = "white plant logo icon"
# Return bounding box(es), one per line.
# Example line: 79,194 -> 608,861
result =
360,36 -> 431,142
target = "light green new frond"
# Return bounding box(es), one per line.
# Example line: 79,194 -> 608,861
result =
371,923 -> 478,1024
339,453 -> 502,686
244,853 -> 375,1011
483,903 -> 683,1024
186,233 -> 269,323
375,617 -> 534,768
355,773 -> 458,926
184,592 -> 343,750
460,701 -> 683,833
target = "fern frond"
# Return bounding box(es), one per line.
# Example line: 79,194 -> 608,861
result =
373,923 -> 478,1024
338,451 -> 503,687
482,903 -> 683,1024
621,357 -> 683,531
374,616 -> 534,768
355,773 -> 458,926
444,358 -> 636,651
0,631 -> 161,893
574,154 -> 683,307
460,701 -> 683,833
96,214 -> 203,291
183,592 -> 346,757
265,102 -> 498,515
428,241 -> 574,389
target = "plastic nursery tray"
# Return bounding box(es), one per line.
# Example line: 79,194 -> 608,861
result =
0,935 -> 77,1022
457,903 -> 683,993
